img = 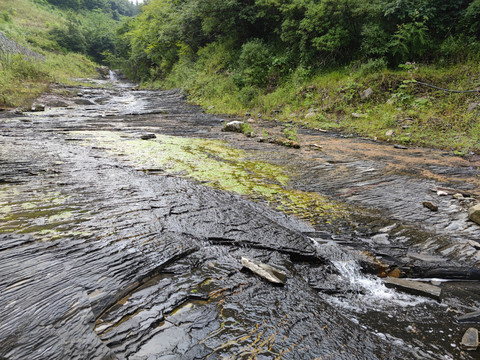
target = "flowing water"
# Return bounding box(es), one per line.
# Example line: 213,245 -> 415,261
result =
1,76 -> 480,359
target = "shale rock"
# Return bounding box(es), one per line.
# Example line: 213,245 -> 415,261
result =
423,201 -> 438,212
458,310 -> 480,323
384,277 -> 441,300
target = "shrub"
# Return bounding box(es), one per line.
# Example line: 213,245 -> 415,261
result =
234,39 -> 272,88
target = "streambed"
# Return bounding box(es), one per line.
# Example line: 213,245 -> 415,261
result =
1,77 -> 479,359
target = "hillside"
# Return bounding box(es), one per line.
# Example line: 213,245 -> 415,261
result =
0,0 -> 136,108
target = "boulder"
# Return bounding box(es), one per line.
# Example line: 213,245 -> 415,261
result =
241,257 -> 286,285
360,87 -> 373,100
461,328 -> 478,351
223,121 -> 244,133
422,201 -> 438,212
468,204 -> 480,225
384,277 -> 441,300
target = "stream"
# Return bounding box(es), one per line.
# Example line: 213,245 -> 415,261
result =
1,75 -> 480,359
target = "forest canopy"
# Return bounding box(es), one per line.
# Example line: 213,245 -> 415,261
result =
117,0 -> 480,84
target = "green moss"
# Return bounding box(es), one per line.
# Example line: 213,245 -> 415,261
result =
77,131 -> 346,225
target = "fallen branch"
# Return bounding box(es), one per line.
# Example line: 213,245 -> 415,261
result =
415,81 -> 480,94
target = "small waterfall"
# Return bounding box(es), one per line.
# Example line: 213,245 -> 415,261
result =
108,70 -> 118,82
310,239 -> 429,311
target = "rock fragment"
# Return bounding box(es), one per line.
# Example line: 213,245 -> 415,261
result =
140,133 -> 156,140
385,129 -> 394,137
461,328 -> 478,351
241,257 -> 286,285
468,204 -> 480,225
384,277 -> 441,300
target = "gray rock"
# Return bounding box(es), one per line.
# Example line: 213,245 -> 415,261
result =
241,257 -> 286,285
385,130 -> 394,137
352,112 -> 367,118
207,105 -> 215,111
394,144 -> 408,150
372,233 -> 390,245
223,121 -> 244,133
422,201 -> 438,212
461,328 -> 478,350
378,223 -> 397,233
458,310 -> 480,323
453,193 -> 465,200
468,204 -> 480,224
360,87 -> 373,100
384,277 -> 441,300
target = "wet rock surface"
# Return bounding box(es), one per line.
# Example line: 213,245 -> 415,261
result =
1,77 -> 480,359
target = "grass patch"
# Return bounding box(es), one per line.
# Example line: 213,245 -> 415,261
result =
0,52 -> 96,108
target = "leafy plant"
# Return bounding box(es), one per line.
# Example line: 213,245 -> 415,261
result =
282,124 -> 298,141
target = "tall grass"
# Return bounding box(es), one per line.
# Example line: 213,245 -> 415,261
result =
160,54 -> 480,154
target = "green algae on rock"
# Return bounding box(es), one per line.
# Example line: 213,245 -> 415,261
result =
76,131 -> 345,225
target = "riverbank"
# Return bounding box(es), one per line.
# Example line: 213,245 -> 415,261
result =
146,60 -> 480,157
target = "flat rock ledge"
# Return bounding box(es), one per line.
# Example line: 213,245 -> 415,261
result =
384,277 -> 442,300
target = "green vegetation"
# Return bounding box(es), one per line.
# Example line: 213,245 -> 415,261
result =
113,0 -> 480,153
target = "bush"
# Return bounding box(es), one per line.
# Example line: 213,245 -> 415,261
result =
357,58 -> 388,76
234,39 -> 272,88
